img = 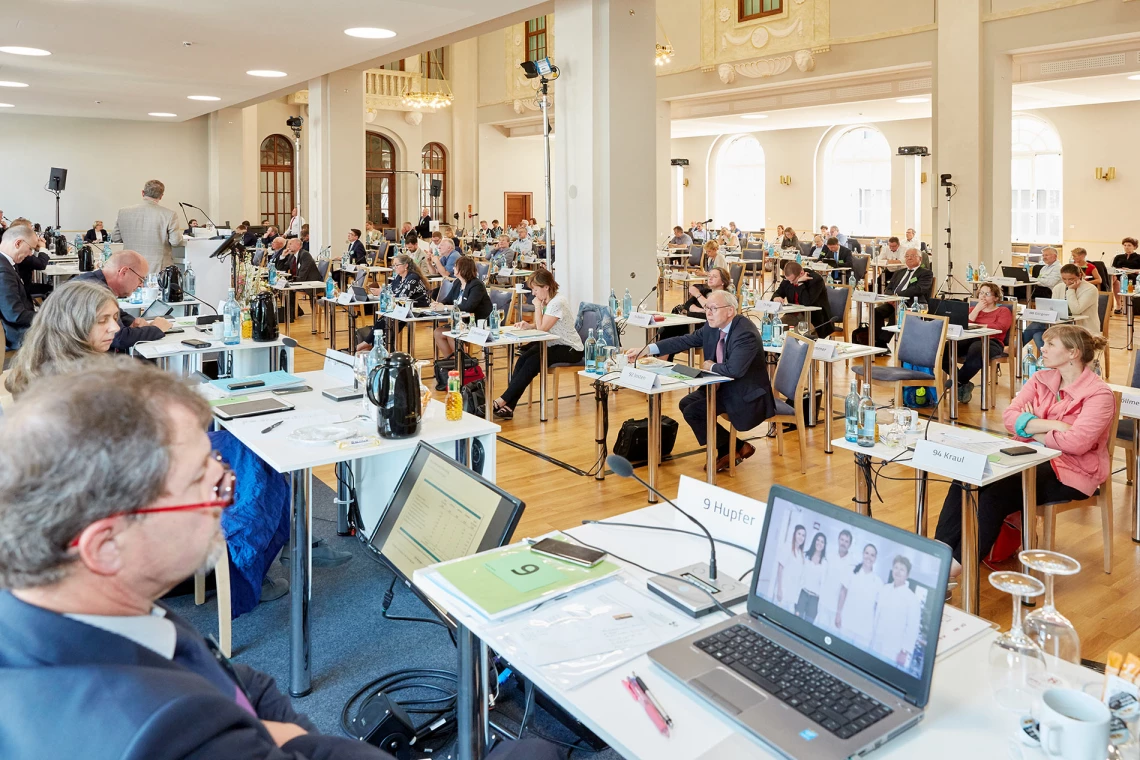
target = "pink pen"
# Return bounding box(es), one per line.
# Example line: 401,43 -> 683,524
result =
623,676 -> 670,737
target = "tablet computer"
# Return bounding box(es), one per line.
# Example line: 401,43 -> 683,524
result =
142,299 -> 174,319
212,397 -> 295,420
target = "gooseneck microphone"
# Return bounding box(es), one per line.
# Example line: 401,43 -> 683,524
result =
281,336 -> 354,370
607,454 -> 717,580
635,285 -> 658,313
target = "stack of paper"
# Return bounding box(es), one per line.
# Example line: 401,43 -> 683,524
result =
207,371 -> 305,397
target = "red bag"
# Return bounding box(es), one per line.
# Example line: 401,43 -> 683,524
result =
985,512 -> 1022,566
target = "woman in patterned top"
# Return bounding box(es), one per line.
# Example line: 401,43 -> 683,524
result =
389,254 -> 431,307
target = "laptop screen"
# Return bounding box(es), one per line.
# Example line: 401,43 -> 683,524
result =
749,486 -> 950,705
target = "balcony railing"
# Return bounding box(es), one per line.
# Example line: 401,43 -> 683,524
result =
365,70 -> 419,99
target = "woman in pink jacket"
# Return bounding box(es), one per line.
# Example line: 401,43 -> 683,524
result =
935,324 -> 1113,576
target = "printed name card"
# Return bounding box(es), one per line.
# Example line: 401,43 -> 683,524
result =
674,475 -> 767,551
342,263 -> 358,273
947,324 -> 964,338
912,439 -> 987,482
1022,309 -> 1058,323
852,290 -> 880,303
391,304 -> 411,320
626,311 -> 654,327
499,267 -> 514,276
467,327 -> 492,345
812,340 -> 839,361
752,300 -> 783,314
619,366 -> 660,392
991,277 -> 1017,287
1121,393 -> 1140,419
336,292 -> 353,306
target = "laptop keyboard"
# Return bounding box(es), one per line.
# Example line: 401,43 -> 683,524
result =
693,624 -> 894,740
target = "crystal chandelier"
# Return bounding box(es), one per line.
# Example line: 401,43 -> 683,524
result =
402,75 -> 454,110
655,16 -> 673,67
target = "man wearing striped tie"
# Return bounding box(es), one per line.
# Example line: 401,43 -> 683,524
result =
627,290 -> 776,472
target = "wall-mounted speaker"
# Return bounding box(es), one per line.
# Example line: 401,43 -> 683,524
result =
430,179 -> 442,198
48,167 -> 68,192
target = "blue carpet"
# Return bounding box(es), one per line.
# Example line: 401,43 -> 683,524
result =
165,478 -> 622,759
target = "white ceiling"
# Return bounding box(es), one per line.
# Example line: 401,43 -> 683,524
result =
0,0 -> 543,120
670,70 -> 1140,139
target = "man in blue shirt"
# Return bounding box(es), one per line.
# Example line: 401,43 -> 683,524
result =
428,237 -> 461,277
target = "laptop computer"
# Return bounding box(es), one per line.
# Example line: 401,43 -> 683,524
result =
927,297 -> 969,330
1001,265 -> 1030,283
1034,297 -> 1070,319
649,485 -> 951,760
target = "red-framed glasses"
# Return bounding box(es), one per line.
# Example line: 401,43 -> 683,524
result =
68,452 -> 236,548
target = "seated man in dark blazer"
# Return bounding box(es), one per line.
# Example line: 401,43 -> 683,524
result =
819,236 -> 854,270
774,262 -> 835,339
627,290 -> 776,472
239,221 -> 259,248
75,250 -> 168,353
0,362 -> 560,760
346,228 -> 368,265
0,225 -> 40,351
872,247 -> 933,348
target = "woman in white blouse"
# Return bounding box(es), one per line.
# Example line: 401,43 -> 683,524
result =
837,543 -> 881,650
772,524 -> 806,612
795,532 -> 829,623
491,268 -> 584,420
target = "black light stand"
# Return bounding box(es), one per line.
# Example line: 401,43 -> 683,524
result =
936,174 -> 970,298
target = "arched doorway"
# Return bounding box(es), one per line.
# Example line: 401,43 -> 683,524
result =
259,134 -> 293,229
714,135 -> 765,231
1011,115 -> 1062,243
365,132 -> 396,227
420,142 -> 447,223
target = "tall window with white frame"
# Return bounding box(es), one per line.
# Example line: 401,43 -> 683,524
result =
420,143 -> 446,223
1011,115 -> 1062,244
715,135 -> 765,232
526,17 -> 547,62
825,127 -> 891,237
259,134 -> 293,230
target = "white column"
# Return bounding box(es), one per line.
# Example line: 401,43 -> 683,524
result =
656,99 -> 672,241
308,71 -> 365,254
206,108 -> 244,226
450,40 -> 479,230
240,105 -> 259,225
901,154 -> 922,238
983,53 -> 1013,267
554,0 -> 658,309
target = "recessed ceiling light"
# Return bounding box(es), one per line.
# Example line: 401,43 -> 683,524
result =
188,95 -> 221,101
344,27 -> 397,39
148,112 -> 177,117
0,81 -> 28,88
1128,74 -> 1140,81
247,69 -> 287,78
897,97 -> 930,104
0,46 -> 50,56
0,103 -> 14,108
740,114 -> 768,119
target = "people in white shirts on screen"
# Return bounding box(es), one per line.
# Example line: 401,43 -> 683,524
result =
816,530 -> 853,633
772,524 -> 806,612
795,533 -> 828,623
870,556 -> 921,667
837,544 -> 880,649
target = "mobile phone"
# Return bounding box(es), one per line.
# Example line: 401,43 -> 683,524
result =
272,385 -> 313,395
181,339 -> 211,348
530,538 -> 606,567
1000,446 -> 1037,456
226,380 -> 266,391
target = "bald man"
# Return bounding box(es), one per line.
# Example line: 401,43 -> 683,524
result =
75,250 -> 169,353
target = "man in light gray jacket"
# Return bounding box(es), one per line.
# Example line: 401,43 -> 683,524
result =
113,179 -> 183,272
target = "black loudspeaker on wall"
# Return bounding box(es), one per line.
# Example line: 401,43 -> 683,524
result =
48,168 -> 68,192
430,179 -> 442,198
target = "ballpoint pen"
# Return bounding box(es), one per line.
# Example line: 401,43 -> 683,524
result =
623,674 -> 670,736
261,420 -> 284,434
633,672 -> 673,727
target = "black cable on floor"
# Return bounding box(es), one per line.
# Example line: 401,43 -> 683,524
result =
340,667 -> 459,745
382,576 -> 457,647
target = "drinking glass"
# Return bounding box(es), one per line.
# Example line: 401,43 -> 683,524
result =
1019,550 -> 1081,666
353,351 -> 369,388
988,571 -> 1047,712
796,320 -> 810,336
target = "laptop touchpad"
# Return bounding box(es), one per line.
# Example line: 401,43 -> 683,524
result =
692,668 -> 767,715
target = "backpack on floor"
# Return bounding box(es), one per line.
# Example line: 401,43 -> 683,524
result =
613,416 -> 679,466
433,349 -> 484,391
901,361 -> 938,408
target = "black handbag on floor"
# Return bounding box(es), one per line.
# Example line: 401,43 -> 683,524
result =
613,416 -> 679,466
433,349 -> 483,391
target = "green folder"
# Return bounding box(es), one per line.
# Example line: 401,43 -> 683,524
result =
432,541 -> 620,620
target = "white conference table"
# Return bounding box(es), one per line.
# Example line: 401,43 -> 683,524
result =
271,280 -> 327,336
132,328 -> 288,377
448,326 -> 561,422
882,324 -> 1003,419
414,501 -> 1100,760
215,369 -> 498,697
117,297 -> 199,317
322,298 -> 450,358
831,422 -> 1061,614
853,293 -> 907,352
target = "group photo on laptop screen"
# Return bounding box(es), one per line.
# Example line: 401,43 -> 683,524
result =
754,494 -> 945,679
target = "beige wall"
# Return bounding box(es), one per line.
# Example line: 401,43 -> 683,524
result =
363,108 -> 455,228
478,126 -> 551,226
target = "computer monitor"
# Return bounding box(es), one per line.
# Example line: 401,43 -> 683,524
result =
369,442 -> 525,591
750,485 -> 950,706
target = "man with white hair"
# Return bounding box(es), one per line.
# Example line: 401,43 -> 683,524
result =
112,179 -> 183,272
75,250 -> 169,352
0,225 -> 39,351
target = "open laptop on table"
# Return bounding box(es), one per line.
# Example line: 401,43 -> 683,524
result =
649,485 -> 950,760
1033,297 -> 1070,320
1001,265 -> 1031,283
927,297 -> 970,330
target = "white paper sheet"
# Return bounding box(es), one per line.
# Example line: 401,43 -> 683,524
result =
935,605 -> 995,660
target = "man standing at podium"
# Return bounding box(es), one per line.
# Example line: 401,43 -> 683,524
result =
112,179 -> 183,272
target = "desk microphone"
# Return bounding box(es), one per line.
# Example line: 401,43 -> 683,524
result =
635,285 -> 658,313
281,336 -> 364,401
180,202 -> 226,239
605,454 -> 749,617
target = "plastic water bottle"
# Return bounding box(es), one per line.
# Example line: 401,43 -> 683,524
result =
256,237 -> 264,254
966,262 -> 974,283
622,288 -> 633,317
584,328 -> 597,372
978,263 -> 988,281
761,313 -> 774,346
795,252 -> 802,266
267,260 -> 278,286
325,278 -> 335,299
489,306 -> 501,340
184,261 -> 195,296
844,380 -> 860,443
741,285 -> 752,310
593,333 -> 608,374
848,272 -> 856,288
341,249 -> 350,270
857,383 -> 876,447
366,329 -> 388,374
222,288 -> 241,345
73,233 -> 84,254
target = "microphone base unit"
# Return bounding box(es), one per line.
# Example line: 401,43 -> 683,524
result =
646,562 -> 749,618
322,386 -> 364,402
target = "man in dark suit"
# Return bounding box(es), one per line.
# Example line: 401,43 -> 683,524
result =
75,250 -> 168,353
0,362 -> 559,760
239,221 -> 259,248
346,228 -> 368,265
416,208 -> 432,239
628,290 -> 776,472
774,262 -> 835,338
819,236 -> 853,270
16,239 -> 51,299
872,248 -> 933,348
0,225 -> 39,351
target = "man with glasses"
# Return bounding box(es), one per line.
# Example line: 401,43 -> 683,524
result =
626,290 -> 776,472
0,224 -> 41,351
76,249 -> 169,353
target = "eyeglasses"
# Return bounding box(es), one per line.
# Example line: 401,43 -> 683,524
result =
68,452 -> 235,548
127,267 -> 147,285
705,304 -> 731,312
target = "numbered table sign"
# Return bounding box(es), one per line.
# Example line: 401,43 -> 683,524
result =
483,553 -> 564,593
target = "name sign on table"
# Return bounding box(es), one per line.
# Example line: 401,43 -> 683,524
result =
499,267 -> 514,276
912,439 -> 987,481
991,277 -> 1017,287
1121,393 -> 1140,419
1022,308 -> 1058,324
467,327 -> 492,345
336,292 -> 354,306
811,340 -> 838,361
391,304 -> 411,320
675,475 -> 767,551
619,366 -> 660,392
626,311 -> 654,327
947,324 -> 964,339
852,290 -> 880,304
752,300 -> 782,314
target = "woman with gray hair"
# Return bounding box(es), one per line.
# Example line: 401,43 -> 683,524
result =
4,279 -> 120,397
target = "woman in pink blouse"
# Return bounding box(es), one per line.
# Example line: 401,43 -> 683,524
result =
935,324 -> 1113,575
942,282 -> 1013,405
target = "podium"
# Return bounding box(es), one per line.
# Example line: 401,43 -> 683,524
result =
183,238 -> 237,315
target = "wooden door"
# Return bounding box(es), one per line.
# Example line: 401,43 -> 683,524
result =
504,193 -> 532,228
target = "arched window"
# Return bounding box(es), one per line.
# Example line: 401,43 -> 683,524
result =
825,127 -> 891,236
259,135 -> 293,230
715,135 -> 765,231
1011,115 -> 1062,243
365,132 -> 396,227
420,143 -> 446,222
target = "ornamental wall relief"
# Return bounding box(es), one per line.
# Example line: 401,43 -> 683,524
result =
702,0 -> 829,80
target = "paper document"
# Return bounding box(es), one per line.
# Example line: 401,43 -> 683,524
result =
935,605 -> 995,660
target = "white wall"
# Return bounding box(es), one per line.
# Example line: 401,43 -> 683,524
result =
477,125 -> 551,226
0,114 -> 208,232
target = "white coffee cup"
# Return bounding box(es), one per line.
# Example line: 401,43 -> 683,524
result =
615,353 -> 629,368
1037,688 -> 1110,760
212,321 -> 224,339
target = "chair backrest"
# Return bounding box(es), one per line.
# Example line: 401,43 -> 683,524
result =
826,285 -> 850,333
773,332 -> 814,403
850,255 -> 869,281
476,262 -> 489,280
799,241 -> 813,258
742,248 -> 763,261
251,249 -> 265,267
1098,293 -> 1110,334
353,268 -> 367,286
575,301 -> 618,348
729,264 -> 743,291
371,240 -> 389,266
1092,260 -> 1110,292
1030,263 -> 1043,278
688,245 -> 703,266
1130,350 -> 1140,389
316,260 -> 329,280
1106,391 -> 1123,464
897,313 -> 949,371
488,288 -> 512,321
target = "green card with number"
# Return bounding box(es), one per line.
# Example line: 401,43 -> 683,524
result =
432,541 -> 620,620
